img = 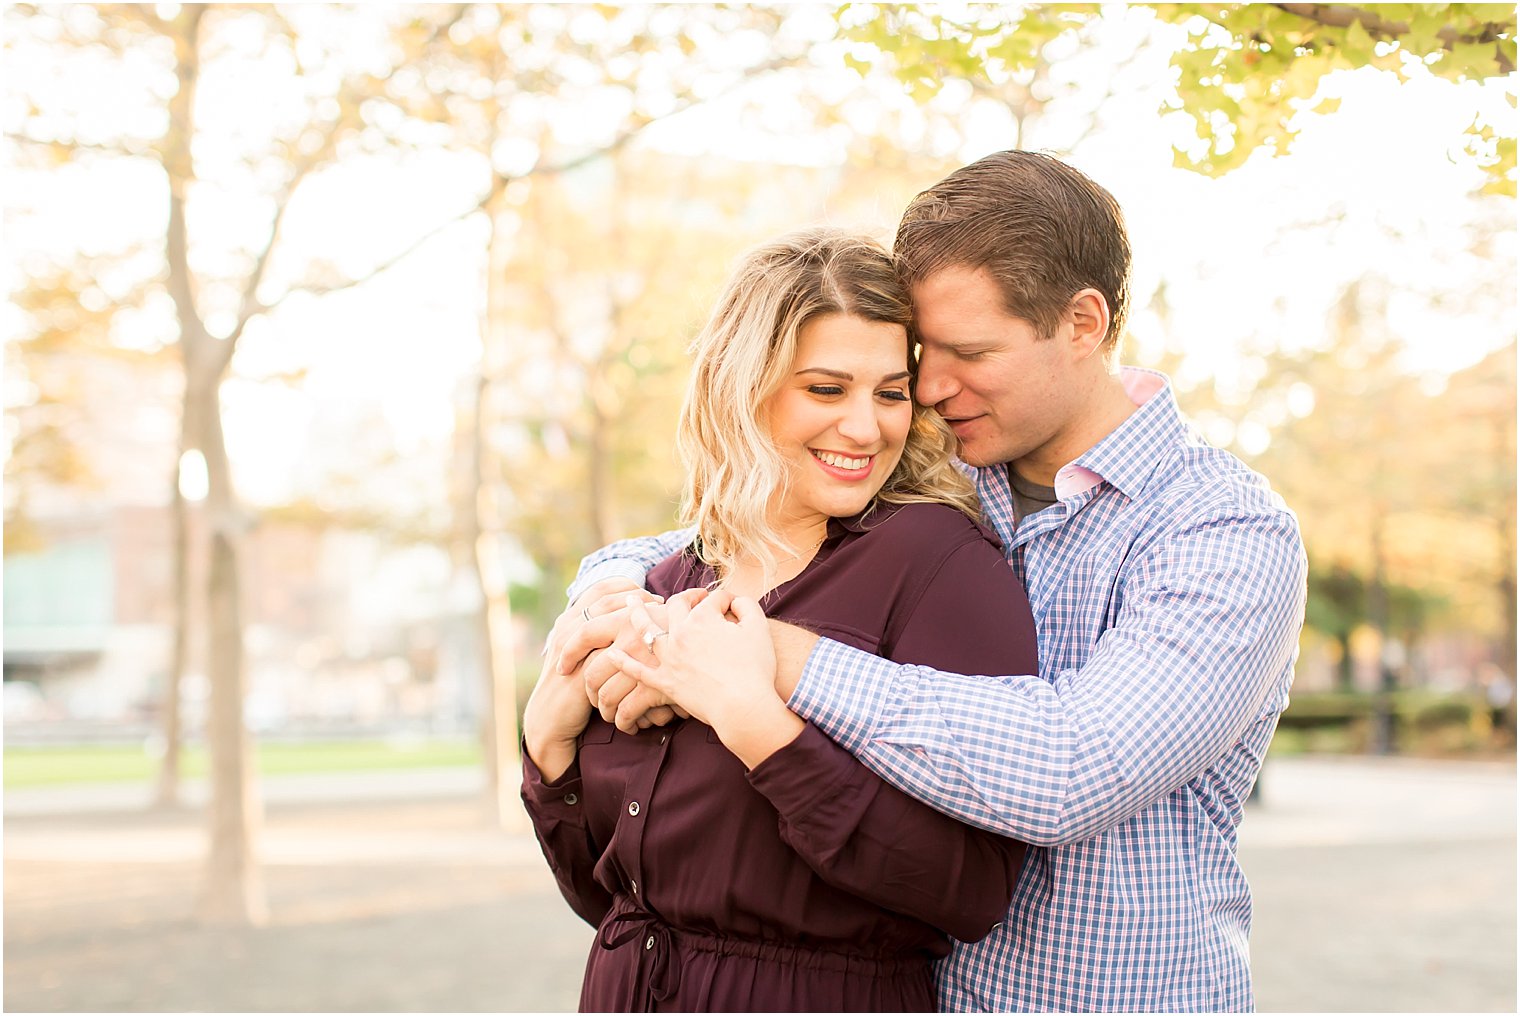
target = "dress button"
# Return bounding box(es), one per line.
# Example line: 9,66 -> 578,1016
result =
628,801 -> 640,816
563,793 -> 578,806
645,935 -> 655,950
630,880 -> 638,894
659,735 -> 667,745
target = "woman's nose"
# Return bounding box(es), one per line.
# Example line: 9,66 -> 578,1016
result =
836,396 -> 882,445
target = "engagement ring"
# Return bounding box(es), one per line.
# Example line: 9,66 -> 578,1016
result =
641,627 -> 667,651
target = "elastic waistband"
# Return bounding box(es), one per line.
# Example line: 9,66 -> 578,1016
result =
673,928 -> 927,977
605,896 -> 928,979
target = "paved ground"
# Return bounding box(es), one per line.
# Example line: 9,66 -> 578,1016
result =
4,754 -> 1514,1013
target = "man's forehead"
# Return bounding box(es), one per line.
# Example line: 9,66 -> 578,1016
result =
911,269 -> 1031,340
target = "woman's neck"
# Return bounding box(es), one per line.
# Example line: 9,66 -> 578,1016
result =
722,516 -> 829,600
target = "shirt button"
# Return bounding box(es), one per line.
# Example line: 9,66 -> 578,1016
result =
563,793 -> 578,805
628,801 -> 640,816
659,735 -> 667,745
630,880 -> 638,895
645,935 -> 655,950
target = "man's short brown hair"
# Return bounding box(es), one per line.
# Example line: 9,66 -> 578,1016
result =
894,151 -> 1132,349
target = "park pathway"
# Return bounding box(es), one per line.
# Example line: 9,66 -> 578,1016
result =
4,754 -> 1514,1012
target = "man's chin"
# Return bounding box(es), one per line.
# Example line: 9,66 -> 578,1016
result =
953,441 -> 1007,469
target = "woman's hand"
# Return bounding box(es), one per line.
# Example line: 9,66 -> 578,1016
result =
521,654 -> 594,784
608,591 -> 803,768
579,588 -> 710,728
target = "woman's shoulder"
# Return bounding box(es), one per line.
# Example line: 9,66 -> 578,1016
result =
852,501 -> 1004,558
647,544 -> 712,598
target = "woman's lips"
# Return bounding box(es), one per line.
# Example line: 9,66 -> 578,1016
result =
809,449 -> 874,481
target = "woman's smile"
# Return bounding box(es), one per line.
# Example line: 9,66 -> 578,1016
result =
809,449 -> 876,480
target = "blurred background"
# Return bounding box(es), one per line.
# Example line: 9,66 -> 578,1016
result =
3,3 -> 1515,1012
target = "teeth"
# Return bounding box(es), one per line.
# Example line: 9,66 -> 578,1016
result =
813,451 -> 870,470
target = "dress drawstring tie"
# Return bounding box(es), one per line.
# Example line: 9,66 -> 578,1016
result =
599,905 -> 682,1010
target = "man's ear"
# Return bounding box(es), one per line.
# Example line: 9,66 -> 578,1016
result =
1067,289 -> 1111,361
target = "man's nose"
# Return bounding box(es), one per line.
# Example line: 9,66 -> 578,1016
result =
915,359 -> 957,407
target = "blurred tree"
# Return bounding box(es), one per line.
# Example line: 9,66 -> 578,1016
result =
836,3 -> 1517,192
1245,282 -> 1514,710
383,2 -> 815,824
1432,343 -> 1517,680
1307,562 -> 1365,691
8,1 -> 476,924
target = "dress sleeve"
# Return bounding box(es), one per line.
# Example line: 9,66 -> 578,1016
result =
520,749 -> 614,928
746,724 -> 1023,942
745,526 -> 1037,943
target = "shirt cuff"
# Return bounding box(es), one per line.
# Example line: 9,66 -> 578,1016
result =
520,744 -> 588,819
567,560 -> 650,605
787,636 -> 907,755
745,722 -> 855,815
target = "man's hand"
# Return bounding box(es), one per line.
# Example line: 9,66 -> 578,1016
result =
579,588 -> 710,728
548,578 -> 662,676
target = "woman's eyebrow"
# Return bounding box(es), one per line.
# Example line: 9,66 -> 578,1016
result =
793,368 -> 912,383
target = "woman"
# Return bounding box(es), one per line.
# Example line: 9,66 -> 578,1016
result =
521,229 -> 1038,1012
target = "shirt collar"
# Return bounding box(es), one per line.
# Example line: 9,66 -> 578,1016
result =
829,501 -> 894,535
1052,367 -> 1187,501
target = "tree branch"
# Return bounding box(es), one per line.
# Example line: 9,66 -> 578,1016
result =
5,130 -> 154,160
264,53 -> 804,309
1272,4 -> 1516,72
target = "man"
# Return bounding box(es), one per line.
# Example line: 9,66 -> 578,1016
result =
551,151 -> 1307,1012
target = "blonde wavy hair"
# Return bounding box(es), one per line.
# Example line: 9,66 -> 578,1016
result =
678,227 -> 980,581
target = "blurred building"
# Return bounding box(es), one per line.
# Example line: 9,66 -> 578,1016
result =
3,500 -> 491,743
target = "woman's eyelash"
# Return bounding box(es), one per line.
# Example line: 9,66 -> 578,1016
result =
806,385 -> 910,402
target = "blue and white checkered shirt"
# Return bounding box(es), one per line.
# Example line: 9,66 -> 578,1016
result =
571,368 -> 1308,1012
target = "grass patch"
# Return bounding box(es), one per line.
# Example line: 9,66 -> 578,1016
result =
3,738 -> 482,788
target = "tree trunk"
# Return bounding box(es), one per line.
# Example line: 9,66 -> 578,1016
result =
161,6 -> 264,924
586,399 -> 619,548
153,464 -> 189,809
1334,632 -> 1355,692
470,176 -> 524,830
191,379 -> 266,925
1497,409 -> 1517,682
1367,511 -> 1399,755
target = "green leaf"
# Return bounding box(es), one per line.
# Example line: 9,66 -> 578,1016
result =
1341,16 -> 1375,61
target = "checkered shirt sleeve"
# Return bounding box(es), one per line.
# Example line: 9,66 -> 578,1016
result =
790,502 -> 1307,845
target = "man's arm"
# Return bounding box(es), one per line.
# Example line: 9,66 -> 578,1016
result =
567,527 -> 694,604
769,620 -> 816,700
782,506 -> 1307,847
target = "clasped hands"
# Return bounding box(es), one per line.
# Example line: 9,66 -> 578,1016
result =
546,579 -> 780,736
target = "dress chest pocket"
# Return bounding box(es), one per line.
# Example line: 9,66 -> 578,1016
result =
579,720 -> 616,746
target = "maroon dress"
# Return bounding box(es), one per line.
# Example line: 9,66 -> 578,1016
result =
522,503 -> 1039,1012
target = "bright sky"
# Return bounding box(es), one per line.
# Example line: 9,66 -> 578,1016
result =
3,4 -> 1515,509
